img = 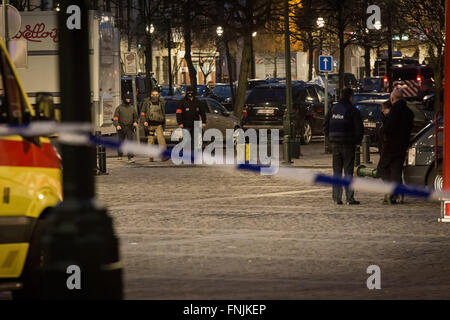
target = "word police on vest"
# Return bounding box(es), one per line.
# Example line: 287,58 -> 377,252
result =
183,304 -> 267,317
332,114 -> 345,120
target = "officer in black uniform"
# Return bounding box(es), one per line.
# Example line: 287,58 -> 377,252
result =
324,87 -> 364,205
113,91 -> 138,162
176,86 -> 207,151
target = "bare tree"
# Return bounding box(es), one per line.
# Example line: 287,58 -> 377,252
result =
400,0 -> 445,113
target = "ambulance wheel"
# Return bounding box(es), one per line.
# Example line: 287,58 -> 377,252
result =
427,164 -> 443,191
12,218 -> 47,300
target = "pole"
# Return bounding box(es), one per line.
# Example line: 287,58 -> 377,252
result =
283,0 -> 293,163
250,35 -> 255,79
132,76 -> 140,142
42,0 -> 122,299
324,72 -> 331,153
387,0 -> 393,91
167,20 -> 173,96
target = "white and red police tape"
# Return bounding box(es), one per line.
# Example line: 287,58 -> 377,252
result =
1,121 -> 448,202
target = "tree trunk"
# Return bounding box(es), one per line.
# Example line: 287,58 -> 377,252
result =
364,45 -> 371,77
127,0 -> 131,52
338,29 -> 345,94
433,50 -> 444,114
307,33 -> 314,81
273,52 -> 277,78
184,30 -> 197,90
234,36 -> 252,120
225,40 -> 235,108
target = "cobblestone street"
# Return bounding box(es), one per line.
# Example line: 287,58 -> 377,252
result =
93,142 -> 450,299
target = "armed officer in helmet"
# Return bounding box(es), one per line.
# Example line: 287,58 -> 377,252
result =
113,90 -> 138,163
324,87 -> 364,205
142,89 -> 167,161
176,86 -> 207,152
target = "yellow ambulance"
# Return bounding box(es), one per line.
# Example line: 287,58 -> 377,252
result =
0,40 -> 61,299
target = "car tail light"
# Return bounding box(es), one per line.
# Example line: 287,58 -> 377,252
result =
417,75 -> 422,82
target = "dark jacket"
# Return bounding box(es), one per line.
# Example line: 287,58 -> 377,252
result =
382,99 -> 414,156
176,97 -> 207,128
113,103 -> 138,127
324,100 -> 364,145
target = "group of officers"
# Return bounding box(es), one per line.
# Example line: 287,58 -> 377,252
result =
112,86 -> 207,162
114,81 -> 413,205
324,86 -> 414,205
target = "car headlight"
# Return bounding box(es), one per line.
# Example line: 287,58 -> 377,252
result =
408,147 -> 416,166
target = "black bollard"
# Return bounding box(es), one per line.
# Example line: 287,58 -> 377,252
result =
355,145 -> 361,167
362,135 -> 372,164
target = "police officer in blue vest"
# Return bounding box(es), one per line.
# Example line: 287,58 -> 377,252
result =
324,87 -> 364,205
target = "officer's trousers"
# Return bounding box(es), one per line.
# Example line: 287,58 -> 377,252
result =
331,143 -> 356,202
117,126 -> 135,159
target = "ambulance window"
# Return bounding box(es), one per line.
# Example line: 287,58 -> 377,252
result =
0,49 -> 27,124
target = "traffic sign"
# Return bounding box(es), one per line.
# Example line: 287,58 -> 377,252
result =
319,55 -> 333,72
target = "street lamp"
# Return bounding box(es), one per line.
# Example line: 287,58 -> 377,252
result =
252,31 -> 257,37
146,23 -> 155,34
317,17 -> 325,28
216,26 -> 224,37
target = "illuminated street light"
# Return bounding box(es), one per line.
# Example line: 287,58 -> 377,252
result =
216,26 -> 224,37
146,24 -> 155,34
374,21 -> 382,30
55,3 -> 60,11
317,17 -> 325,28
252,31 -> 257,37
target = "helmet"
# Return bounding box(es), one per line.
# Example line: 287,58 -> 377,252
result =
186,86 -> 195,94
123,90 -> 132,103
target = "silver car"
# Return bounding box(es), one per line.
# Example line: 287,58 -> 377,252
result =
163,97 -> 241,143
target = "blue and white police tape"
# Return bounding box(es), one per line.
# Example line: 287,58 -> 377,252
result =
0,121 -> 92,137
237,163 -> 450,201
2,121 -> 448,202
58,132 -> 166,159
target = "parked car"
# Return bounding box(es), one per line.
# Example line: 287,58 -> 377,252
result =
163,97 -> 241,143
181,84 -> 208,97
404,118 -> 443,190
355,99 -> 430,148
327,72 -> 359,93
161,86 -> 185,97
358,77 -> 387,93
352,92 -> 390,105
242,82 -> 330,144
205,83 -> 237,111
247,79 -> 270,90
121,73 -> 158,104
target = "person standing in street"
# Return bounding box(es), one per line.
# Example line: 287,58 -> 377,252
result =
113,91 -> 138,163
377,87 -> 414,204
176,86 -> 207,155
142,89 -> 168,161
324,87 -> 364,205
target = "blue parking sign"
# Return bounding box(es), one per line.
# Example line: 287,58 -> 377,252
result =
319,56 -> 333,72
